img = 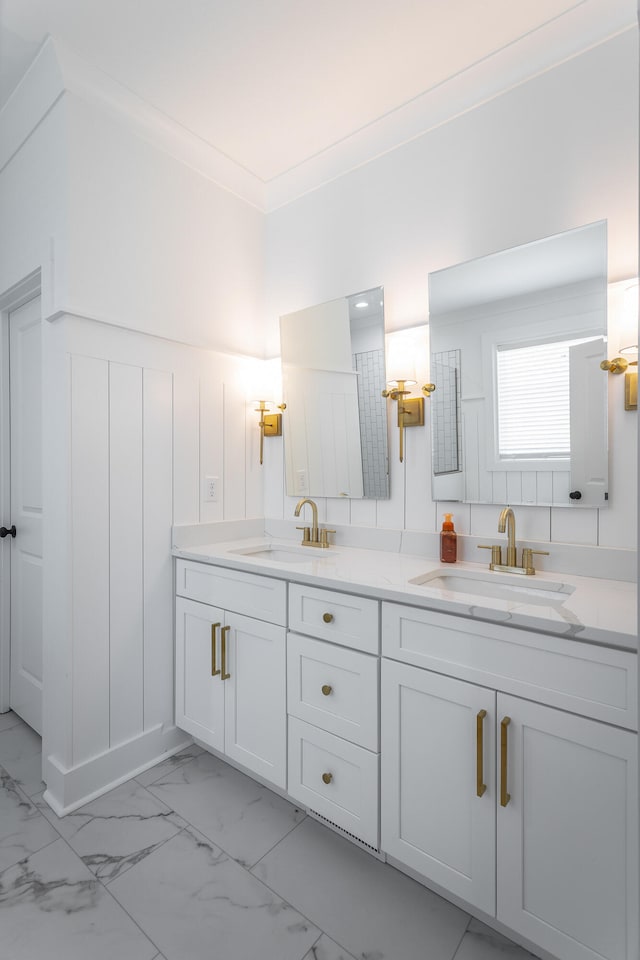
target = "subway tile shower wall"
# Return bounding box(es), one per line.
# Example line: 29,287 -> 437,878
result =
355,349 -> 389,499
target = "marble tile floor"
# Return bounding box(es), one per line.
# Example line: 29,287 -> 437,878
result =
0,711 -> 539,960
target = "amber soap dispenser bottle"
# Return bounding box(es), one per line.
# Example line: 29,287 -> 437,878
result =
440,513 -> 457,563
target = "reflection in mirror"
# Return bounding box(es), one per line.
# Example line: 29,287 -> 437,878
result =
428,221 -> 608,507
280,287 -> 389,499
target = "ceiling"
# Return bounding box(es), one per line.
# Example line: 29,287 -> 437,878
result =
0,0 -> 635,188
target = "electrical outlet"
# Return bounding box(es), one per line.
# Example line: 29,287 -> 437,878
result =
205,476 -> 219,502
296,470 -> 308,494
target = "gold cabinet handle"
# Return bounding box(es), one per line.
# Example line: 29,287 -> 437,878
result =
321,684 -> 332,696
221,625 -> 231,681
211,623 -> 221,677
500,716 -> 511,807
322,612 -> 334,623
476,709 -> 487,797
321,772 -> 333,784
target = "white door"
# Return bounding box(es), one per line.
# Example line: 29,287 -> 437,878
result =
224,612 -> 287,788
7,296 -> 43,733
381,659 -> 497,914
175,597 -> 225,751
497,694 -> 638,960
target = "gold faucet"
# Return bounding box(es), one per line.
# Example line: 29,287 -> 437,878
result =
477,505 -> 549,575
498,506 -> 517,567
294,498 -> 335,548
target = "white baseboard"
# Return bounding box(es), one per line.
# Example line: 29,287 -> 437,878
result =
42,723 -> 191,816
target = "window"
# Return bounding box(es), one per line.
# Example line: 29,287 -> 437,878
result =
496,337 -> 593,460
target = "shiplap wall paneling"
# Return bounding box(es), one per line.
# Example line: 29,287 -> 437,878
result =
143,368 -> 174,731
460,405 -> 475,502
199,362 -> 224,524
263,431 -> 285,521
492,472 -> 507,506
42,326 -> 74,774
244,391 -> 268,521
349,496 -> 378,527
232,358 -> 262,519
109,361 -> 144,747
71,355 -> 110,765
551,507 -> 599,546
537,472 -> 554,504
375,422 -> 405,530
521,472 -> 537,505
326,494 -> 350,528
173,371 -> 200,526
552,472 -> 571,505
223,376 -> 249,520
505,473 -> 522,504
405,401 -> 435,532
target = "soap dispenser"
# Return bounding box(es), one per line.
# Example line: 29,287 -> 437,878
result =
440,513 -> 457,563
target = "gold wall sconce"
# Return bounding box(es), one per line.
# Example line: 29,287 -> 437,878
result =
254,400 -> 286,464
381,380 -> 436,462
600,345 -> 638,411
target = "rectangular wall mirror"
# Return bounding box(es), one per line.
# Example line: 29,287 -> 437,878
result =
428,221 -> 609,508
280,287 -> 390,499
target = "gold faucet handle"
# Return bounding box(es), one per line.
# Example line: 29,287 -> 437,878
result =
521,548 -> 549,573
320,528 -> 336,548
296,525 -> 311,544
478,544 -> 502,566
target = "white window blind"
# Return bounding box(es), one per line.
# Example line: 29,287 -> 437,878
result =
496,338 -> 589,460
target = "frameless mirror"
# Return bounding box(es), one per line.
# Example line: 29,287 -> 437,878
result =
280,287 -> 389,499
428,221 -> 608,507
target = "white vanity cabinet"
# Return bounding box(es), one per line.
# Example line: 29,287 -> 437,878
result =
381,660 -> 497,914
381,604 -> 638,960
286,583 -> 381,848
172,549 -> 638,960
175,561 -> 287,789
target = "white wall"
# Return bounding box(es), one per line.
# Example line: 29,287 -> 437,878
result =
266,32 -> 637,350
64,92 -> 266,354
264,30 -> 639,561
0,96 -> 68,318
0,44 -> 269,810
42,313 -> 264,813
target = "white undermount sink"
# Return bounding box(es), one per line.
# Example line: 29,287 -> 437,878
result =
228,544 -> 316,563
409,568 -> 575,605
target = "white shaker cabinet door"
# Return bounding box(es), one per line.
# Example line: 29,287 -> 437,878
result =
224,612 -> 287,789
175,597 -> 225,752
381,659 -> 497,915
497,694 -> 638,960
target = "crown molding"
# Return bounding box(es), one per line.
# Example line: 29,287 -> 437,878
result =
0,36 -> 266,210
53,40 -> 266,211
2,2 -> 636,214
0,38 -> 65,174
265,0 -> 638,211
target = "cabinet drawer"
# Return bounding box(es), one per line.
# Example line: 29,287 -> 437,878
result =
176,559 -> 286,625
382,603 -> 637,729
289,583 -> 379,653
288,717 -> 379,848
287,633 -> 379,750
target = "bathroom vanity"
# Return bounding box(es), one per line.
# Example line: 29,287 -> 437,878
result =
173,536 -> 637,960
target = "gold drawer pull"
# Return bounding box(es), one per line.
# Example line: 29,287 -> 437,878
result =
211,623 -> 221,677
321,684 -> 332,696
221,625 -> 231,681
500,716 -> 511,807
321,772 -> 333,785
476,709 -> 487,797
322,612 -> 334,624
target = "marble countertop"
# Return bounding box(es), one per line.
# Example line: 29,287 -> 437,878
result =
173,538 -> 637,652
